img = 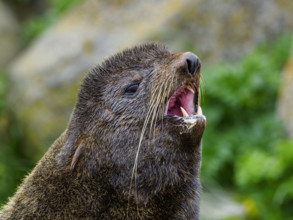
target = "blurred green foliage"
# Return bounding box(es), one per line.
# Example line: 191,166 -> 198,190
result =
4,0 -> 81,46
21,0 -> 81,45
0,0 -> 81,207
201,35 -> 293,219
0,73 -> 34,206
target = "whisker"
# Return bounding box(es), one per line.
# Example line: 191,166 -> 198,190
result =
151,71 -> 173,139
127,69 -> 177,219
126,82 -> 162,219
148,82 -> 165,143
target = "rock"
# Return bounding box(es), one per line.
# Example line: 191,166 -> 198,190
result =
200,188 -> 245,220
152,0 -> 293,61
0,1 -> 20,68
278,39 -> 293,138
8,0 -> 293,154
8,0 -> 192,155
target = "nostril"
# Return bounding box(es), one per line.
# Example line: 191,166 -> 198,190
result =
177,52 -> 201,76
186,57 -> 199,75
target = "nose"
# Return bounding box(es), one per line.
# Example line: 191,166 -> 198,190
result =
182,52 -> 201,76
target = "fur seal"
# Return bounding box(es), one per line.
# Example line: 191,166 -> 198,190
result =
0,43 -> 206,219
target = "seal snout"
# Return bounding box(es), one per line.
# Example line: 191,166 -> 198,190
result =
182,52 -> 201,76
163,51 -> 205,134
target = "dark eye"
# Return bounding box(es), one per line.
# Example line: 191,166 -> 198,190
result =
124,83 -> 139,95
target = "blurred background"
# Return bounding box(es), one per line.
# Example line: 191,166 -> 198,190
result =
0,0 -> 293,219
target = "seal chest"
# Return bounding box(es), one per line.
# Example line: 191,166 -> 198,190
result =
0,44 -> 206,219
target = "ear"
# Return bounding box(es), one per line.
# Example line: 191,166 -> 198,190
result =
56,131 -> 86,171
70,143 -> 84,171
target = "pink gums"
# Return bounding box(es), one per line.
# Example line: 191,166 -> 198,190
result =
165,85 -> 195,117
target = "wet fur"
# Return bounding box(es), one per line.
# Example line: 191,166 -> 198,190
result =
0,44 -> 205,219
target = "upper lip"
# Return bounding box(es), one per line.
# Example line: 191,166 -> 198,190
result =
164,82 -> 198,118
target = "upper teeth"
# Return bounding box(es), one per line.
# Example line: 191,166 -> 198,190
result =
186,85 -> 195,94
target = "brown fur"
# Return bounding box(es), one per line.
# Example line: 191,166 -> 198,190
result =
0,43 -> 205,219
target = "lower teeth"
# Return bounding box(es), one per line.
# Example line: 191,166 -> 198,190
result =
197,106 -> 202,115
180,107 -> 189,117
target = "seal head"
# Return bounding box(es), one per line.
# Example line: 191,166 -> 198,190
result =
0,43 -> 206,220
65,43 -> 206,218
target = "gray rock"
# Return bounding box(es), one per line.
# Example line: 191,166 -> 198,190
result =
7,0 -> 293,153
152,0 -> 293,61
8,0 -> 192,152
0,1 -> 20,68
200,188 -> 245,220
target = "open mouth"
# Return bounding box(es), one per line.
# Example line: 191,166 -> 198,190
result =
164,83 -> 202,118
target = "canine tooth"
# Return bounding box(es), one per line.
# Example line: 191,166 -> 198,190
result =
186,85 -> 195,94
180,107 -> 189,117
197,106 -> 202,115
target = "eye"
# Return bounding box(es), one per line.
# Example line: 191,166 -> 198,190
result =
124,83 -> 139,95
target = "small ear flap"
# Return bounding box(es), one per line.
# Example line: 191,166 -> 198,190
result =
70,143 -> 84,171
